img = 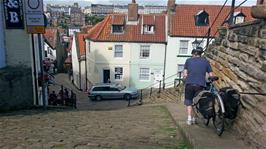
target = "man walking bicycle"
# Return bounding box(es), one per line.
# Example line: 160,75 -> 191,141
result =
183,47 -> 214,125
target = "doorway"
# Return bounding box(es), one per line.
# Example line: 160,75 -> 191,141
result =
103,69 -> 110,83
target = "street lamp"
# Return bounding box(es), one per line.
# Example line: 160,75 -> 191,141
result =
192,39 -> 201,49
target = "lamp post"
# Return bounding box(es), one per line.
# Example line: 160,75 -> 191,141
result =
192,39 -> 201,50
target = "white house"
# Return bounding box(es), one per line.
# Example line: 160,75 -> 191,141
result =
85,0 -> 167,89
165,3 -> 253,84
71,32 -> 87,91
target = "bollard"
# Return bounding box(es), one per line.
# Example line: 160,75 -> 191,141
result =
150,87 -> 153,97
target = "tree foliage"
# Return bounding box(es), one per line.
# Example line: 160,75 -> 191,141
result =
85,15 -> 105,25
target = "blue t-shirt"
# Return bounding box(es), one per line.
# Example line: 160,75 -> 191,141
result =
184,57 -> 212,87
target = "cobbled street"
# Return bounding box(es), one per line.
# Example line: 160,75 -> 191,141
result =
0,74 -> 185,149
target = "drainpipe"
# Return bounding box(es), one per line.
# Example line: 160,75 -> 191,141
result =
163,42 -> 167,89
85,39 -> 88,91
79,60 -> 81,90
31,34 -> 38,105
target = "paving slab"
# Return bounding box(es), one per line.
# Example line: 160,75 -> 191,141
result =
166,103 -> 253,149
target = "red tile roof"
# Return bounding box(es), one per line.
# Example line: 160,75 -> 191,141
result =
81,25 -> 94,33
44,28 -> 57,49
77,33 -> 86,57
143,15 -> 155,25
111,15 -> 125,25
86,14 -> 166,43
170,5 -> 254,37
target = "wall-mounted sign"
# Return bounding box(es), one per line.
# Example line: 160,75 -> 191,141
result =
25,0 -> 45,34
3,0 -> 24,29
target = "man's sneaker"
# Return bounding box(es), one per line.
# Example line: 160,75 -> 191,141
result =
187,119 -> 193,125
192,117 -> 197,124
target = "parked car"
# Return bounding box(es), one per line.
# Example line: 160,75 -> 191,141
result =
88,83 -> 139,101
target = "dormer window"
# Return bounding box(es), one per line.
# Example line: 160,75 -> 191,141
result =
233,11 -> 246,24
112,25 -> 124,33
143,25 -> 155,34
195,10 -> 209,26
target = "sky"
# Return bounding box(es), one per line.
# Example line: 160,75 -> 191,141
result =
44,0 -> 257,6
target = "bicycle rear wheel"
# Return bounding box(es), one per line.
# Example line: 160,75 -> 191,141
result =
213,96 -> 225,136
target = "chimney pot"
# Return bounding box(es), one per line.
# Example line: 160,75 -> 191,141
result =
257,0 -> 265,4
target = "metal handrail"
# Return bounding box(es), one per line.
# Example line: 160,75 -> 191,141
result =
131,72 -> 183,106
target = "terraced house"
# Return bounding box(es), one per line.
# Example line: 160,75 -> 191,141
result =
85,0 -> 167,89
79,0 -> 254,90
165,3 -> 254,83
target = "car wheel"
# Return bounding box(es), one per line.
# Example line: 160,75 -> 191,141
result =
95,95 -> 102,101
124,94 -> 132,100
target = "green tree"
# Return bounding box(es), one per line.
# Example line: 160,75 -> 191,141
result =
85,15 -> 105,25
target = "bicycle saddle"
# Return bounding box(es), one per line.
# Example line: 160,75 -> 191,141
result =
208,76 -> 219,82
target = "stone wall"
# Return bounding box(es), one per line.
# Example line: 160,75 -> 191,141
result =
205,20 -> 266,148
0,66 -> 34,112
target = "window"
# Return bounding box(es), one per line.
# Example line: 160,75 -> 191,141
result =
143,25 -> 154,34
115,67 -> 123,80
233,12 -> 246,24
110,87 -> 119,91
139,68 -> 150,81
114,45 -> 123,57
177,64 -> 184,73
235,16 -> 245,24
195,10 -> 209,26
140,45 -> 150,59
179,40 -> 189,54
93,86 -> 110,91
112,25 -> 124,33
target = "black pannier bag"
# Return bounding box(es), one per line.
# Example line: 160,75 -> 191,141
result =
219,87 -> 240,119
194,91 -> 215,119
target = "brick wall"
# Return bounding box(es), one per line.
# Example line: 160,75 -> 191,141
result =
205,20 -> 266,148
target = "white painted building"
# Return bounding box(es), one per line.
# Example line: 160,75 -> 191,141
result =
72,33 -> 87,91
164,4 -> 253,84
68,27 -> 80,36
85,1 -> 167,89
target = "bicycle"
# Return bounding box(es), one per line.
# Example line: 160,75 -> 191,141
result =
192,76 -> 226,136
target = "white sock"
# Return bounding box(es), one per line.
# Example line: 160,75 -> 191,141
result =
188,115 -> 192,120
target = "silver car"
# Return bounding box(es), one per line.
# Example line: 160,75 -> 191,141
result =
88,83 -> 139,101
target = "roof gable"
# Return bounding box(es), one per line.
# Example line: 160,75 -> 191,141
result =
86,14 -> 166,43
170,5 -> 254,37
44,28 -> 58,49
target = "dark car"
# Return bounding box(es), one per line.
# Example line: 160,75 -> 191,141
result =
88,83 -> 139,101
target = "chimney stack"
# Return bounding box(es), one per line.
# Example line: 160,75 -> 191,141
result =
167,0 -> 176,14
257,0 -> 265,5
128,0 -> 138,21
251,0 -> 266,19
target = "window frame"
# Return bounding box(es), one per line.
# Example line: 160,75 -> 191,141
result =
143,25 -> 155,34
179,40 -> 189,55
139,67 -> 150,81
114,67 -> 123,81
114,45 -> 123,58
112,25 -> 124,34
139,45 -> 150,59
